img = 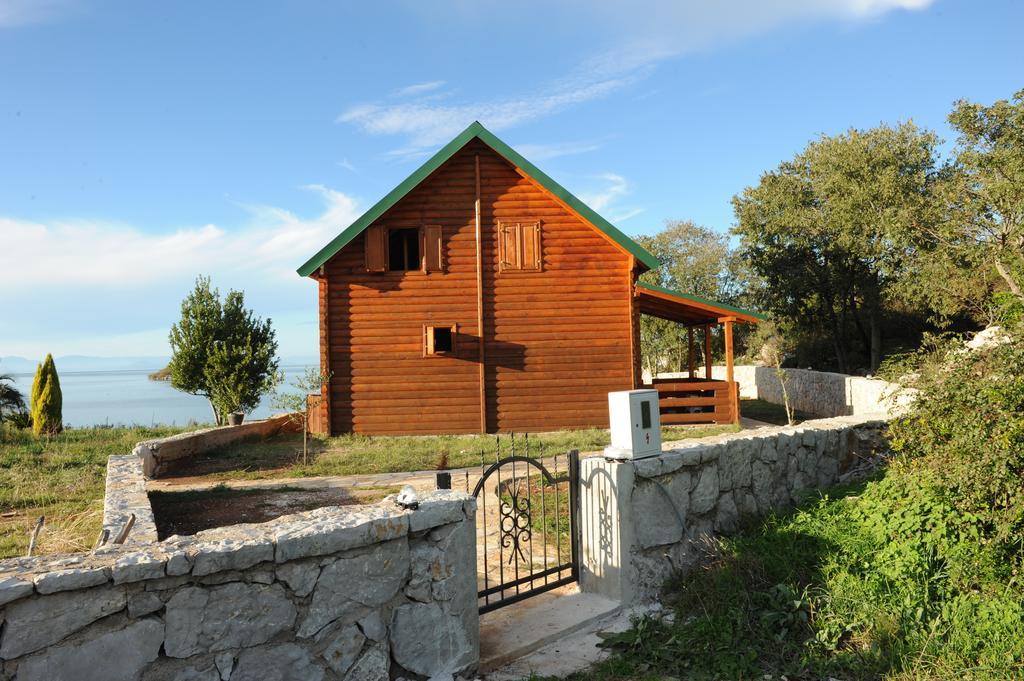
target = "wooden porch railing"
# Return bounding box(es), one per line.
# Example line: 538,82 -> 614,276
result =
646,378 -> 737,425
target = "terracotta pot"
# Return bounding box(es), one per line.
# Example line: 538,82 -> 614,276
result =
227,412 -> 244,426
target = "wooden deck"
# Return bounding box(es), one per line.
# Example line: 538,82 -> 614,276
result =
647,378 -> 738,425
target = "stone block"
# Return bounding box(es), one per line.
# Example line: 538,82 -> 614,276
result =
276,559 -> 321,598
128,591 -> 164,618
714,491 -> 739,534
0,585 -> 126,658
15,619 -> 163,681
319,623 -> 365,675
33,566 -> 109,594
630,480 -> 683,548
232,643 -> 325,681
299,538 -> 409,638
112,550 -> 166,584
190,537 -> 274,576
343,643 -> 389,681
274,507 -> 409,564
0,575 -> 33,607
689,465 -> 719,515
391,602 -> 475,678
164,582 -> 296,657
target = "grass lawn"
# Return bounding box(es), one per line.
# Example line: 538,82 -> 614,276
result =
741,397 -> 813,425
541,473 -> 1024,680
167,423 -> 740,483
0,424 -> 196,559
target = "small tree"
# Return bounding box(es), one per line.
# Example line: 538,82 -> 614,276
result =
756,322 -> 797,426
168,276 -> 280,425
30,354 -> 62,435
273,368 -> 332,465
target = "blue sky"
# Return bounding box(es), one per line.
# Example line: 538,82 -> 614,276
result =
1,0 -> 1021,360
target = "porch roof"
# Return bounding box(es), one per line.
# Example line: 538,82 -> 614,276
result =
635,282 -> 766,326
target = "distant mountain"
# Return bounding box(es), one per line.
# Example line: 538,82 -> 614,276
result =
0,355 -> 170,374
0,354 -> 318,375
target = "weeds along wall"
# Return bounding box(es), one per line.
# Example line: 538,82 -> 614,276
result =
0,491 -> 479,681
580,415 -> 886,604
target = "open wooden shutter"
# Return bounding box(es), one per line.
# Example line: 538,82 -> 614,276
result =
422,225 -> 444,273
364,225 -> 387,272
520,221 -> 542,271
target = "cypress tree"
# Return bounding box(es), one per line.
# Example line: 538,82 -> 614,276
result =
30,354 -> 62,435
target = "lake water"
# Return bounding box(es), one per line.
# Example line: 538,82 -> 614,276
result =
6,365 -> 314,428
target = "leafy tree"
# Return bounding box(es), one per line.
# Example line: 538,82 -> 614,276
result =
30,354 -> 62,435
733,123 -> 939,372
636,221 -> 744,375
168,276 -> 280,425
0,371 -> 27,424
899,90 -> 1024,324
272,368 -> 332,465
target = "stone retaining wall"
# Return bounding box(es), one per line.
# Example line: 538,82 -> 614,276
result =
135,413 -> 301,478
580,415 -> 886,604
102,456 -> 158,547
656,365 -> 911,418
0,492 -> 479,680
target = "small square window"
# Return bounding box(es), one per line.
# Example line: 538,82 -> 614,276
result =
424,324 -> 457,356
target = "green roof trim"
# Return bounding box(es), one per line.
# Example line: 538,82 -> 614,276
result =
296,121 -> 660,277
636,281 -> 767,322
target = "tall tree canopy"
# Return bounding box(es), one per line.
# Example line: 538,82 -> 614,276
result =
636,221 -> 745,375
732,123 -> 939,372
168,276 -> 279,425
898,90 -> 1024,324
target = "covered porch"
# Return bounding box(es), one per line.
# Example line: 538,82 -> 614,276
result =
635,282 -> 764,426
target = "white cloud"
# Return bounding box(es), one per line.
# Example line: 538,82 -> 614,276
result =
514,141 -> 602,161
337,0 -> 934,155
338,75 -> 630,156
0,0 -> 73,27
578,173 -> 644,224
0,186 -> 361,356
580,173 -> 629,212
393,80 -> 447,98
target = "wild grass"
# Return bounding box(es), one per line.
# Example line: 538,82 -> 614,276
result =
184,423 -> 740,482
740,397 -> 813,425
0,424 -> 196,558
542,469 -> 1024,681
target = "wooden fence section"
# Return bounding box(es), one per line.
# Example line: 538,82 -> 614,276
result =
648,379 -> 737,425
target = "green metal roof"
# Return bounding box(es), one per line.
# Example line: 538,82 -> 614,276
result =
296,121 -> 660,277
636,281 -> 767,322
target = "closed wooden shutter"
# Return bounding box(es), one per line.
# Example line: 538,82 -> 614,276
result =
498,222 -> 520,271
521,221 -> 542,271
498,221 -> 541,271
364,225 -> 387,272
422,225 -> 444,273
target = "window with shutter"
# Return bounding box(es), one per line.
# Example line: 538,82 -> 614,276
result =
497,221 -> 542,272
422,225 -> 444,273
424,324 -> 457,356
364,225 -> 387,272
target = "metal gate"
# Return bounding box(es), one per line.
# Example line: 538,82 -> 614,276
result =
457,437 -> 580,614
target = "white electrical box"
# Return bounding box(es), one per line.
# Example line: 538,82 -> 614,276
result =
603,389 -> 662,460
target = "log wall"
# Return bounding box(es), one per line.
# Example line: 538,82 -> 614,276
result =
319,140 -> 635,434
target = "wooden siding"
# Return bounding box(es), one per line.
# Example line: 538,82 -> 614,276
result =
320,140 -> 634,435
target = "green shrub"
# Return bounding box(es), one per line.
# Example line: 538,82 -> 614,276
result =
30,354 -> 62,436
888,334 -> 1024,564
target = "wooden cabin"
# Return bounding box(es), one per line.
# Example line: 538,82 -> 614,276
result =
298,122 -> 763,436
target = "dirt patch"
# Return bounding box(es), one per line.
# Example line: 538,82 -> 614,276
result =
148,485 -> 397,539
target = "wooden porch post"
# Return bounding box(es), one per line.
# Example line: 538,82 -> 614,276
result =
703,325 -> 712,380
687,327 -> 695,379
723,318 -> 738,424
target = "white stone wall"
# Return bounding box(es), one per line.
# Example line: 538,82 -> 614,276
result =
580,416 -> 886,603
0,492 -> 479,680
657,366 -> 912,419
